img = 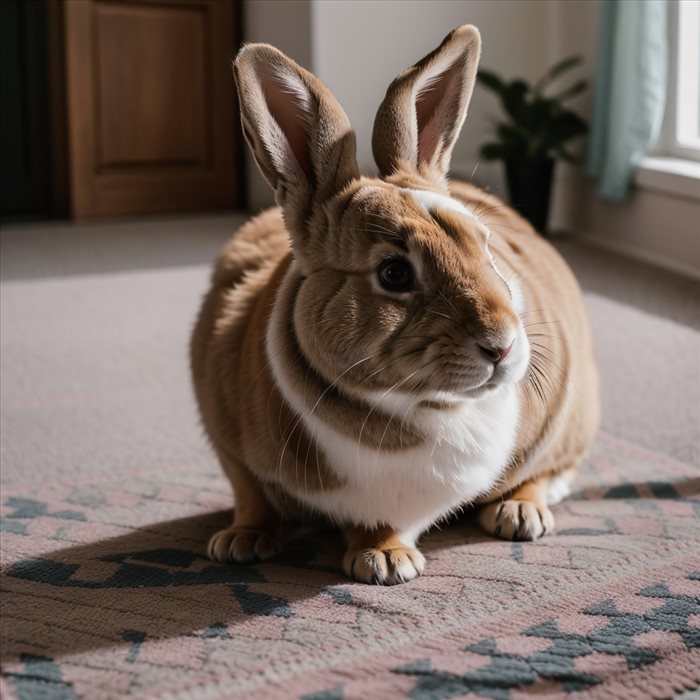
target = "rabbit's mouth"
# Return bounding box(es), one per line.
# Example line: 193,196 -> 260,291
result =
413,379 -> 513,408
432,370 -> 520,402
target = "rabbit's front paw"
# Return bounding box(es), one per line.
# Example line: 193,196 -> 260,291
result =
479,499 -> 554,541
343,545 -> 425,585
207,526 -> 282,564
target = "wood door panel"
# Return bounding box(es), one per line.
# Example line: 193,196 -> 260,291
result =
65,0 -> 238,218
95,1 -> 208,167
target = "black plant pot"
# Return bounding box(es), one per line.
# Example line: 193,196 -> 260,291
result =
504,158 -> 555,234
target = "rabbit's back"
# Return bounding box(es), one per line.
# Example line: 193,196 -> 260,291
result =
190,208 -> 290,463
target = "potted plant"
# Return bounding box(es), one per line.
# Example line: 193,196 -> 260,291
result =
477,56 -> 588,234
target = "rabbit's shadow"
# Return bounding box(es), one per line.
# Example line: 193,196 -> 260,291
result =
0,507 -> 486,665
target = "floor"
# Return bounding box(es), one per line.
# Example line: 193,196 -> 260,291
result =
1,213 -> 698,493
2,213 -> 699,700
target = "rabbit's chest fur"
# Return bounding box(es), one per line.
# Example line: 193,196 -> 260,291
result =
298,389 -> 519,542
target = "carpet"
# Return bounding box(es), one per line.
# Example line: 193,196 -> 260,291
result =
1,431 -> 699,699
2,219 -> 699,698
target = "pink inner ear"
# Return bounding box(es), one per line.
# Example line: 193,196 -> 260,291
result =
260,69 -> 313,180
415,57 -> 465,165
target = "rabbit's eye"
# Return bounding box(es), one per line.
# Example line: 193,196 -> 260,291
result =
378,257 -> 414,293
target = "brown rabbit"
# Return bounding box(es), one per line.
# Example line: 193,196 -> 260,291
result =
190,25 -> 599,585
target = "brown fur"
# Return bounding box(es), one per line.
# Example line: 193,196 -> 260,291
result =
190,26 -> 599,582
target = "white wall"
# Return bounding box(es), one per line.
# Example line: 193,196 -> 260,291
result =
546,0 -> 600,231
244,0 -> 312,65
559,172 -> 700,278
243,0 -> 564,207
313,0 -> 555,184
243,0 -> 313,210
241,0 -> 699,278
550,0 -> 700,277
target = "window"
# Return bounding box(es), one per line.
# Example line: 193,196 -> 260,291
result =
653,0 -> 700,161
676,0 -> 700,154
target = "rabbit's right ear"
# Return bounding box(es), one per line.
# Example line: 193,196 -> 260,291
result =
234,45 -> 359,244
372,25 -> 481,188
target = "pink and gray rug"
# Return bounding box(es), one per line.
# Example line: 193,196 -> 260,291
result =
1,431 -> 699,699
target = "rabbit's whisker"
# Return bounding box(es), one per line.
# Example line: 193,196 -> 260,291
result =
278,353 -> 376,495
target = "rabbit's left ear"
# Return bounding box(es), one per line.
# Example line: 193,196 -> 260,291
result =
372,25 -> 481,187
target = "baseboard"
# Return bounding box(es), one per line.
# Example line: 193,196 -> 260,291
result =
550,164 -> 700,282
569,227 -> 700,281
451,158 -> 699,281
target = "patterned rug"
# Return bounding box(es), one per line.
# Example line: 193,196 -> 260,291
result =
1,431 -> 699,700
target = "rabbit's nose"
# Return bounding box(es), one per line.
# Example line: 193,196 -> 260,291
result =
478,340 -> 514,364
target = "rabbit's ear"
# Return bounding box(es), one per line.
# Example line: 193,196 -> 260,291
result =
372,25 -> 481,187
234,44 -> 359,225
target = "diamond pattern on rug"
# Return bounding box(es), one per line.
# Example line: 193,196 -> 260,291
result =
1,432 -> 699,699
394,578 -> 700,699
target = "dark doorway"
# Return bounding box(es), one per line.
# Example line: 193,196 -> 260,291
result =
1,0 -> 53,221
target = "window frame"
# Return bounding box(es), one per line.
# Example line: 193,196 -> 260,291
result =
652,0 -> 700,162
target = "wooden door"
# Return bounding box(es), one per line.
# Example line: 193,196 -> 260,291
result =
64,0 -> 239,218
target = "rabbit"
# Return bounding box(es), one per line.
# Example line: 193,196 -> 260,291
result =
190,25 -> 600,585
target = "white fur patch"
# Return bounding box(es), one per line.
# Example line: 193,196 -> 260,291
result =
403,188 -> 521,311
547,471 -> 574,506
266,262 -> 521,541
403,188 -> 479,223
508,276 -> 525,316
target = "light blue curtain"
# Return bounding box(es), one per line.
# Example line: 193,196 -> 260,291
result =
586,0 -> 668,200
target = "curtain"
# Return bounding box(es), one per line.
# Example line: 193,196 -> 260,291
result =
586,0 -> 668,201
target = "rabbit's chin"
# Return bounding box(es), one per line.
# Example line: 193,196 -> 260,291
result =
422,380 -> 517,404
430,366 -> 531,403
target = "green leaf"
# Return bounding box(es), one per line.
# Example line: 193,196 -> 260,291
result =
477,70 -> 506,95
538,112 -> 588,153
523,98 -> 557,132
502,80 -> 529,122
556,148 -> 580,164
549,79 -> 588,102
496,122 -> 528,147
556,110 -> 588,133
534,55 -> 583,93
479,142 -> 508,161
477,57 -> 589,164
